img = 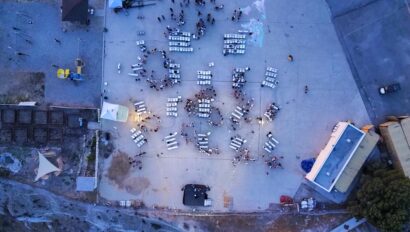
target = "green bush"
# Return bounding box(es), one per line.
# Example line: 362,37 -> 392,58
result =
348,167 -> 410,232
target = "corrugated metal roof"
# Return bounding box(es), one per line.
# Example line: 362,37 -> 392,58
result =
380,121 -> 410,178
334,131 -> 379,192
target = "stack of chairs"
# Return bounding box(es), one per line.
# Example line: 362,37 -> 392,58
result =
130,128 -> 146,147
197,70 -> 212,85
169,32 -> 193,52
223,33 -> 246,55
230,135 -> 247,151
169,47 -> 194,52
168,63 -> 181,84
198,98 -> 212,118
164,132 -> 179,150
264,102 -> 280,121
197,132 -> 211,151
128,62 -> 143,79
232,67 -> 249,89
134,101 -> 147,114
166,96 -> 182,117
136,40 -> 147,53
261,67 -> 279,89
230,106 -> 244,124
263,132 -> 279,153
136,40 -> 145,46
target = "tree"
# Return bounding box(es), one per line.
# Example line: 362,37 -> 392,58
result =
348,166 -> 410,232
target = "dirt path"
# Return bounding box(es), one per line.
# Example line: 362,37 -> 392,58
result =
0,178 -> 351,231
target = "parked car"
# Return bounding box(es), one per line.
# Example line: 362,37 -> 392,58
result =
379,83 -> 401,95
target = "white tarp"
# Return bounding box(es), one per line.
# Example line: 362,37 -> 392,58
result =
100,102 -> 129,122
109,0 -> 122,8
101,102 -> 118,120
35,152 -> 60,181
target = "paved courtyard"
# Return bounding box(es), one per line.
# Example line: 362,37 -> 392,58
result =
99,0 -> 370,211
0,0 -> 104,107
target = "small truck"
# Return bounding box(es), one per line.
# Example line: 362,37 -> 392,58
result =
379,83 -> 401,95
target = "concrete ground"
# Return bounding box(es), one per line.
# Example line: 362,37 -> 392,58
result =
0,0 -> 104,107
99,0 -> 370,211
327,0 -> 410,124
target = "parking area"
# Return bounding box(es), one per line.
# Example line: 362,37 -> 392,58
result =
0,0 -> 104,107
98,0 -> 370,211
328,0 -> 410,124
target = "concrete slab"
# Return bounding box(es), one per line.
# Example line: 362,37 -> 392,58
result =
99,0 -> 370,211
0,1 -> 103,107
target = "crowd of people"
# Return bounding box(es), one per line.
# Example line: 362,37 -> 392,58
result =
128,156 -> 143,170
232,148 -> 255,166
265,156 -> 284,169
231,9 -> 243,21
123,0 -> 288,173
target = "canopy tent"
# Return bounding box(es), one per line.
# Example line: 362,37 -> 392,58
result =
35,152 -> 61,181
108,0 -> 123,8
100,102 -> 129,122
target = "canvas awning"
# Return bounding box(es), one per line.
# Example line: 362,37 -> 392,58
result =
35,152 -> 61,181
100,102 -> 129,122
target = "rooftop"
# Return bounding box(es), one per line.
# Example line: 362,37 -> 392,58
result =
334,131 -> 379,192
182,184 -> 210,206
380,119 -> 410,178
307,123 -> 365,192
61,0 -> 88,24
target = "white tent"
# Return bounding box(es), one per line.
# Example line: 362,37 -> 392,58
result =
35,152 -> 61,181
108,0 -> 123,8
101,102 -> 118,120
100,102 -> 129,122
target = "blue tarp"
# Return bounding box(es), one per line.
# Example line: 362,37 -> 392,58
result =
301,158 -> 316,173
